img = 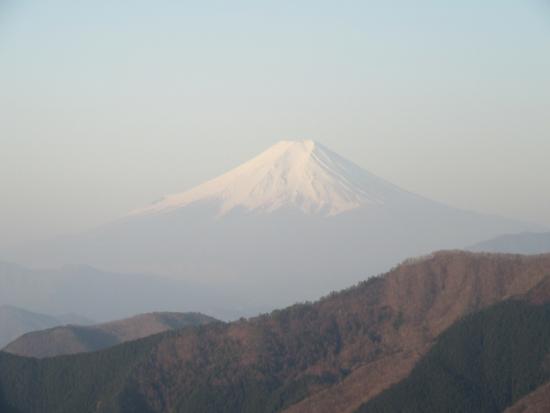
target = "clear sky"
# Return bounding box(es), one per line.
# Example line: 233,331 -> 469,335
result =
1,0 -> 549,247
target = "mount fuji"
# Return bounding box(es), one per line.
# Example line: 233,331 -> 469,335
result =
4,140 -> 541,314
130,140 -> 414,218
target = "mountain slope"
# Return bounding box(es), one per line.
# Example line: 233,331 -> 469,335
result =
3,312 -> 217,358
5,141 -> 540,313
470,231 -> 550,254
357,297 -> 550,412
504,381 -> 550,413
130,140 -> 419,217
1,251 -> 550,413
0,305 -> 91,349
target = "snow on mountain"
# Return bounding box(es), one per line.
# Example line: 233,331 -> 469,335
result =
2,140 -> 543,319
130,140 -> 408,218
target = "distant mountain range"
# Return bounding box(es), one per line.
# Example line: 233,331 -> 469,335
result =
3,312 -> 217,358
0,261 -> 262,322
2,251 -> 550,412
469,231 -> 550,254
0,305 -> 91,349
4,141 -> 541,313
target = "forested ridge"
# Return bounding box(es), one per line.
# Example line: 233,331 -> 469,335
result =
357,300 -> 550,413
1,252 -> 550,412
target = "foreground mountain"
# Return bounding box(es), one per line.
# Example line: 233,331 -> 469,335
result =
358,279 -> 550,412
3,312 -> 217,358
5,141 -> 540,312
0,305 -> 91,349
0,261 -> 258,322
1,251 -> 550,413
504,381 -> 550,413
470,231 -> 550,254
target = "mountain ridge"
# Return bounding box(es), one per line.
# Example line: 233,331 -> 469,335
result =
0,261 -> 250,322
0,305 -> 92,349
357,299 -> 550,413
3,311 -> 218,358
1,251 -> 550,412
469,231 -> 550,255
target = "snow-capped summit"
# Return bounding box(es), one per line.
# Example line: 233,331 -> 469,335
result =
6,139 -> 540,315
131,140 -> 405,217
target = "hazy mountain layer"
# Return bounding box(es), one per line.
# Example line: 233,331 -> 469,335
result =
1,251 -> 549,413
3,312 -> 217,358
0,305 -> 91,349
5,141 -> 540,312
470,231 -> 550,254
0,261 -> 256,322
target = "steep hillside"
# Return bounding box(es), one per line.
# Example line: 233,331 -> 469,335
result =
470,231 -> 550,254
3,312 -> 217,358
357,299 -> 550,412
504,381 -> 550,413
0,305 -> 91,348
1,251 -> 550,413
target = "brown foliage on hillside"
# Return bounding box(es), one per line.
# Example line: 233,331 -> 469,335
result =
125,251 -> 550,412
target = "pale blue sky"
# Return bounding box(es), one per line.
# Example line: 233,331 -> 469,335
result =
1,0 -> 549,246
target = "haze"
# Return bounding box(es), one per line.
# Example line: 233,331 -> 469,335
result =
1,0 -> 549,248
